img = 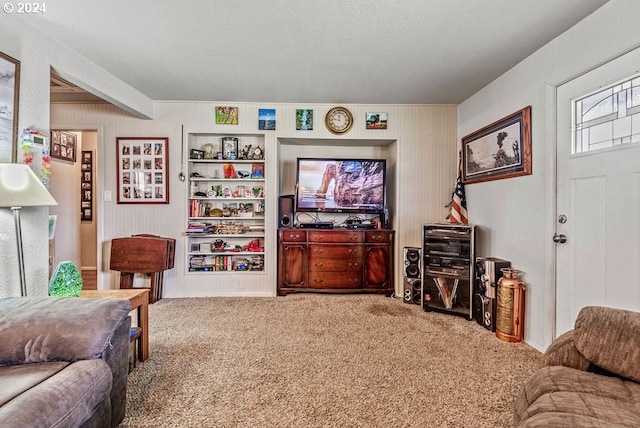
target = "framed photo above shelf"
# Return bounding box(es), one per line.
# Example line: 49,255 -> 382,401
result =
461,106 -> 532,184
116,137 -> 169,204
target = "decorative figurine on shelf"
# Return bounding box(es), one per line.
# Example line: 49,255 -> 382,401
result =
49,261 -> 83,297
203,143 -> 215,159
223,163 -> 236,179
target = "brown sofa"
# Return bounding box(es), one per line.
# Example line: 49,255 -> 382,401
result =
514,306 -> 640,427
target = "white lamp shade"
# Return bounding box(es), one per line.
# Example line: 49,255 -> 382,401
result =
0,164 -> 58,207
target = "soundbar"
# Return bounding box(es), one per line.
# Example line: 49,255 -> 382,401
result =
299,222 -> 334,229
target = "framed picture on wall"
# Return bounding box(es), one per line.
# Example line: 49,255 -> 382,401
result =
0,51 -> 19,163
80,150 -> 93,221
116,137 -> 169,204
51,131 -> 77,162
461,106 -> 532,184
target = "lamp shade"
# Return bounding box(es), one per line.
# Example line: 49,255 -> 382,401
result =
0,163 -> 58,208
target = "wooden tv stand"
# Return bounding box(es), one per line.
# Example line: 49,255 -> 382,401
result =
277,228 -> 394,296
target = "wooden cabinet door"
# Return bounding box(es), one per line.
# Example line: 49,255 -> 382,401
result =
363,245 -> 392,290
279,244 -> 307,289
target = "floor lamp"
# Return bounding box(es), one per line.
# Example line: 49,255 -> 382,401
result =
0,164 -> 58,296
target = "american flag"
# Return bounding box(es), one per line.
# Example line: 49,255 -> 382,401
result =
448,171 -> 468,224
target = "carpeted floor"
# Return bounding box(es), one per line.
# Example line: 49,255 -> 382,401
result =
122,294 -> 542,427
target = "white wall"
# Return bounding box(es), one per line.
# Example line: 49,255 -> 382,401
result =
0,14 -> 153,297
458,0 -> 640,351
51,102 -> 458,298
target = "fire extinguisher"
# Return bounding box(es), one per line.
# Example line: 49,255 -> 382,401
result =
496,268 -> 525,342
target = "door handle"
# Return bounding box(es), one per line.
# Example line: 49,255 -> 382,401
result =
553,233 -> 567,244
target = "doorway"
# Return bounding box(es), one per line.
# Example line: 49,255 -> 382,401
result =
48,130 -> 99,289
554,47 -> 640,336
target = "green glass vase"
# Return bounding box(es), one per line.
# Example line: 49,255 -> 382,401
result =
49,261 -> 83,297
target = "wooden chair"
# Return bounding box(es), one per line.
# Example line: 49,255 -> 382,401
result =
109,235 -> 175,303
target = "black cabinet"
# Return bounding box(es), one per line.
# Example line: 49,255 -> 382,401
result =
421,224 -> 475,319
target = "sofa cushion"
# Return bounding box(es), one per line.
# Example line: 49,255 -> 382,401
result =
0,362 -> 69,406
0,359 -> 112,428
574,306 -> 640,382
514,365 -> 640,427
540,329 -> 590,371
0,297 -> 130,366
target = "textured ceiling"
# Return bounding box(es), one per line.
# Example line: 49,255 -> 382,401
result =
37,0 -> 609,105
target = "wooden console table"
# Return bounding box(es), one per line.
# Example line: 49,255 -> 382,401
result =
79,289 -> 150,361
278,228 -> 394,296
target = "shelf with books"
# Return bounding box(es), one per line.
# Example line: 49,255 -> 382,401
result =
186,132 -> 267,275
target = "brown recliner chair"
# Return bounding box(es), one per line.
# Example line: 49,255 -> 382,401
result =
514,306 -> 640,427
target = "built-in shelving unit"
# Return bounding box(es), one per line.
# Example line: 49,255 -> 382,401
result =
186,133 -> 266,273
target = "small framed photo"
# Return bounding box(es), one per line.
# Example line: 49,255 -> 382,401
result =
366,112 -> 388,130
116,137 -> 169,204
258,108 -> 276,130
296,109 -> 313,130
51,131 -> 77,162
216,106 -> 238,125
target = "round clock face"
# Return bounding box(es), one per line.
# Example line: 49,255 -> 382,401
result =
325,107 -> 354,135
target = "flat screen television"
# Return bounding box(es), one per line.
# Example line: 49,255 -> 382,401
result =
295,158 -> 386,214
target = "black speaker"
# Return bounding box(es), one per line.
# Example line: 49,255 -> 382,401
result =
474,257 -> 511,331
403,277 -> 422,305
278,195 -> 295,228
403,247 -> 421,304
403,247 -> 421,279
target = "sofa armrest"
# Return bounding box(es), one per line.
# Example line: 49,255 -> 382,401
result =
0,297 -> 131,366
574,305 -> 640,382
540,329 -> 590,371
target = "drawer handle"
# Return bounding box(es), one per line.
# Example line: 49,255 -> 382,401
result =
349,262 -> 359,268
349,236 -> 358,241
313,278 -> 324,284
314,262 -> 324,268
314,249 -> 324,255
315,236 -> 324,241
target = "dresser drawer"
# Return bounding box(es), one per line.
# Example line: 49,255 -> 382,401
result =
309,244 -> 363,258
309,272 -> 362,289
308,231 -> 363,243
365,230 -> 394,243
308,255 -> 362,272
280,230 -> 307,242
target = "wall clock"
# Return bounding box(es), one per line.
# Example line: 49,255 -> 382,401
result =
325,106 -> 354,135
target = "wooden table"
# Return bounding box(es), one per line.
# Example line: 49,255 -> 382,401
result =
79,289 -> 150,361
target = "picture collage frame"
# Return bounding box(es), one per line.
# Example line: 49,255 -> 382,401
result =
116,137 -> 169,204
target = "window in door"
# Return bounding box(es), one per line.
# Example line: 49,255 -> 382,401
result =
573,74 -> 640,154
